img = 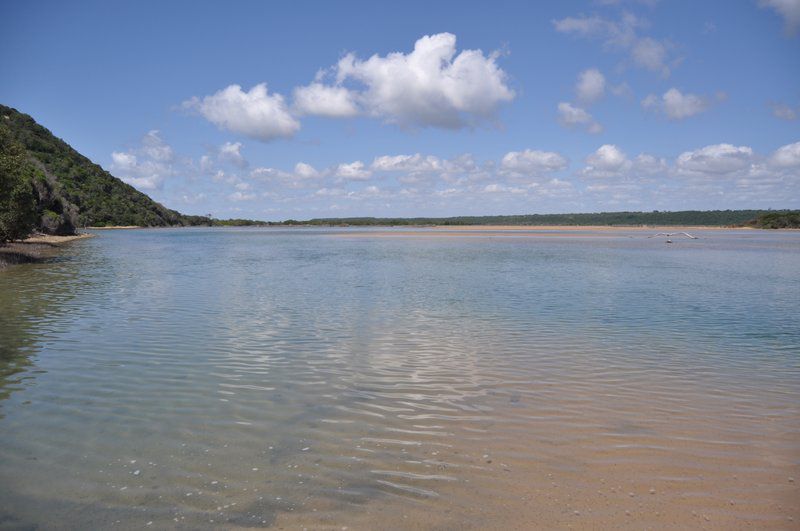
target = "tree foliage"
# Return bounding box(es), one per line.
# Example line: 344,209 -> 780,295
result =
747,211 -> 800,229
0,125 -> 38,241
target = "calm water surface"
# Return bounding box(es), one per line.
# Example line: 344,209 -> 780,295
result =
0,228 -> 798,529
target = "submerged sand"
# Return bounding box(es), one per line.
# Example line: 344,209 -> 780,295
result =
1,226 -> 796,529
270,375 -> 799,530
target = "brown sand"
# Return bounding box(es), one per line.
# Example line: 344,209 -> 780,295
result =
0,233 -> 94,269
21,233 -> 95,244
427,225 -> 746,231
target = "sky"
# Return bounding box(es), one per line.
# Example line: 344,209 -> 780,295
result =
2,0 -> 799,220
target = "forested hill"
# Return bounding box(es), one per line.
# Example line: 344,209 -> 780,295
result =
1,104 -> 209,237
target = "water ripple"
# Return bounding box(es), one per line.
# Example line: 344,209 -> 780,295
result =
0,227 -> 798,528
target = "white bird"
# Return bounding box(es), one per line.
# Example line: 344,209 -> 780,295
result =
648,232 -> 698,243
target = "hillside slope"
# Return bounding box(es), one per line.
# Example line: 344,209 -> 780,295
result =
1,104 -> 207,235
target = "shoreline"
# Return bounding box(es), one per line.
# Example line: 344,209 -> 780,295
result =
0,233 -> 94,270
85,225 -> 142,230
426,224 -> 752,231
76,223 -> 799,231
21,233 -> 96,244
254,223 -> 794,231
328,225 -> 769,238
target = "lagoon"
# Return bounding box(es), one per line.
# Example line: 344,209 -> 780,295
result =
0,227 -> 798,529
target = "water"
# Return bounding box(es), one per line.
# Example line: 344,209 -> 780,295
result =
0,227 -> 798,529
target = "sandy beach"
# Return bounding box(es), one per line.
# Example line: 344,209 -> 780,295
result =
0,233 -> 94,269
85,225 -> 142,230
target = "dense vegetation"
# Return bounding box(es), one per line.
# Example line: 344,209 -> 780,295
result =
288,210 -> 771,227
0,126 -> 39,241
0,104 -> 216,240
746,210 -> 800,229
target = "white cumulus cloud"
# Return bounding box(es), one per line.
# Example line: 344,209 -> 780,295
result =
630,37 -> 669,75
305,33 -> 514,128
500,149 -> 568,176
110,130 -> 175,190
580,146 -> 667,180
557,102 -> 603,134
219,141 -> 247,168
249,162 -> 324,189
371,153 -> 443,173
365,153 -> 491,186
642,88 -> 710,120
141,130 -> 174,162
293,162 -> 321,179
576,68 -> 606,104
584,144 -> 631,176
183,83 -> 300,141
769,141 -> 800,167
293,82 -> 359,117
760,0 -> 800,35
335,161 -> 371,181
675,144 -> 754,175
632,153 -> 668,175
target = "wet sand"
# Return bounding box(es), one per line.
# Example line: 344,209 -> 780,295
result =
20,233 -> 95,244
0,233 -> 93,269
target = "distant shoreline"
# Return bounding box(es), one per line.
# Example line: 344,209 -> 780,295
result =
85,225 -> 142,230
2,225 -> 795,271
91,223 -> 799,231
203,223 -> 789,230
328,225 -> 770,238
425,224 -> 755,231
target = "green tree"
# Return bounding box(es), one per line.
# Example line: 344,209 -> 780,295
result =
0,126 -> 37,241
750,211 -> 800,229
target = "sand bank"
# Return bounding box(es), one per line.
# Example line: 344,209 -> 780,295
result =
427,224 -> 749,231
0,233 -> 94,269
21,233 -> 95,244
331,225 -> 740,238
85,225 -> 141,230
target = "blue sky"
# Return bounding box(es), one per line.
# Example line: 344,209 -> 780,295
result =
2,0 -> 799,220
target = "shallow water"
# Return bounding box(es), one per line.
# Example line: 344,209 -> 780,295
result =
0,227 -> 798,529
